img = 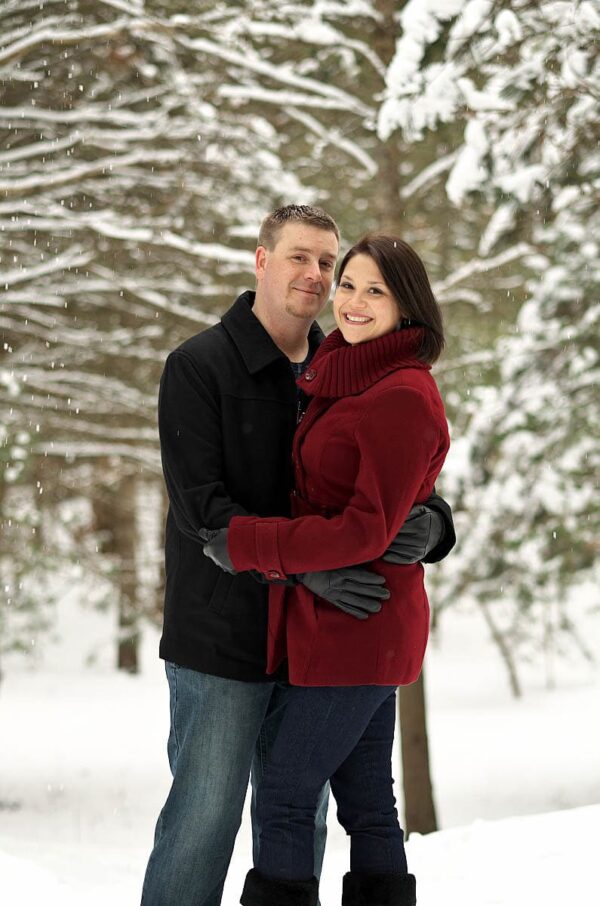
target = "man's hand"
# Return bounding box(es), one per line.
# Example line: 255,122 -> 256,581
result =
201,527 -> 236,574
299,567 -> 390,620
383,502 -> 444,565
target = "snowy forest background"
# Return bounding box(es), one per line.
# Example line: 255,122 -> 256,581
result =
0,1 -> 599,902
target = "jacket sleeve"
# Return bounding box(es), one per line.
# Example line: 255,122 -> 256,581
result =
421,490 -> 456,563
228,387 -> 448,578
158,350 -> 250,544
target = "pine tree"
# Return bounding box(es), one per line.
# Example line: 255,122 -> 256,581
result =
379,0 -> 600,690
0,0 -> 306,667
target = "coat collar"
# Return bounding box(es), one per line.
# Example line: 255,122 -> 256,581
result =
221,291 -> 325,375
298,327 -> 429,398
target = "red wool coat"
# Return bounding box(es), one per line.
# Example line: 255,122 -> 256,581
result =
228,327 -> 450,686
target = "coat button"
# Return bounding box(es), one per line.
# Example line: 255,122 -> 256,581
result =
267,570 -> 282,580
304,368 -> 316,381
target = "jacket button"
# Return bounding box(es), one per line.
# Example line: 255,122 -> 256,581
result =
267,570 -> 282,580
304,368 -> 316,381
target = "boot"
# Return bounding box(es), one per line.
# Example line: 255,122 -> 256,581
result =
241,867 -> 319,906
342,871 -> 417,906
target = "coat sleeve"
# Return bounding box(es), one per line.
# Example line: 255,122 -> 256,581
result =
158,351 -> 250,545
421,490 -> 456,563
228,387 -> 448,577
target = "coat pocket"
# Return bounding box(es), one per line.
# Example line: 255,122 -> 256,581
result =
206,569 -> 235,614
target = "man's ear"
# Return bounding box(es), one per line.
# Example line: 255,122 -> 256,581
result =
255,245 -> 267,281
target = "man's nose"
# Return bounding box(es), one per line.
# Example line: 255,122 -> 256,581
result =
304,260 -> 322,282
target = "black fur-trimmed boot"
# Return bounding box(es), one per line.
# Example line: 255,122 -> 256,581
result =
342,872 -> 417,906
241,868 -> 319,906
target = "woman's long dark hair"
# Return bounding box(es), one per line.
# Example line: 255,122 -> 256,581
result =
337,234 -> 445,364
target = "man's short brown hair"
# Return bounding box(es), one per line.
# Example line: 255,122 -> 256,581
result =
258,204 -> 340,250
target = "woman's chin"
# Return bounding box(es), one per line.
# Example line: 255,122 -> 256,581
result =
337,321 -> 369,345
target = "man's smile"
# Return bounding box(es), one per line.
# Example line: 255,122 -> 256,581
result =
293,287 -> 320,297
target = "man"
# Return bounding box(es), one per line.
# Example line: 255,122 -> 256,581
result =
141,206 -> 455,906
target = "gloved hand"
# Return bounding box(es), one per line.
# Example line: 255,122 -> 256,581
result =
298,566 -> 390,620
382,503 -> 444,564
201,527 -> 236,574
201,528 -> 390,620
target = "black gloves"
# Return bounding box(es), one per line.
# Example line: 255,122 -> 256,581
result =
201,527 -> 236,574
298,567 -> 389,620
382,501 -> 444,565
201,528 -> 390,620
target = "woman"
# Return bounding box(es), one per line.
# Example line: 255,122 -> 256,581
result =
204,234 -> 450,906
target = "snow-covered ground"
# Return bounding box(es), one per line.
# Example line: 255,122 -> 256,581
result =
0,601 -> 598,905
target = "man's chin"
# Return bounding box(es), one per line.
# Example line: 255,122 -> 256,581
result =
285,299 -> 324,320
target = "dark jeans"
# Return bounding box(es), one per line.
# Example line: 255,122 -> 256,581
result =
255,684 -> 408,881
140,665 -> 329,906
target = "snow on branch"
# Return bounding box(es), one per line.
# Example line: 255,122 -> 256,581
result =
0,132 -> 83,165
237,17 -> 387,80
219,83 -> 370,116
11,367 -> 155,411
52,421 -> 157,444
96,0 -> 146,15
0,18 -> 139,66
177,34 -> 373,118
0,105 -> 160,128
0,313 -> 168,361
0,212 -> 255,270
31,439 -> 161,471
2,247 -> 94,287
400,151 -> 459,198
286,108 -> 378,176
0,149 -> 181,197
434,243 -> 533,295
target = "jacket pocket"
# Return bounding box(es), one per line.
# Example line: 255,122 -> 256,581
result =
206,570 -> 235,614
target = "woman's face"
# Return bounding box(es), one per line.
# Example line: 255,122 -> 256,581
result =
333,253 -> 402,344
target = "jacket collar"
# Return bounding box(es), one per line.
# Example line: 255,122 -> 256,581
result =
298,327 -> 429,398
221,291 -> 325,375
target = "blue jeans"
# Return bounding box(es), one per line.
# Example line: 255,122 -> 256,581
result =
255,685 -> 407,881
140,664 -> 329,906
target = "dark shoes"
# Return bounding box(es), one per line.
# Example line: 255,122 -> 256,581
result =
241,868 -> 319,906
342,871 -> 417,906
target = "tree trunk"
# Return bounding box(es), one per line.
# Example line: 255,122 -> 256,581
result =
113,475 -> 139,673
92,463 -> 140,673
478,598 -> 521,698
399,670 -> 438,835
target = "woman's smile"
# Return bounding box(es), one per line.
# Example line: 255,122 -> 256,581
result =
342,312 -> 373,324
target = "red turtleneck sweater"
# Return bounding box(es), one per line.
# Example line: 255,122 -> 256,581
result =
228,327 -> 450,686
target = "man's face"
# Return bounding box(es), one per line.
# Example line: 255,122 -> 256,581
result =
255,223 -> 339,322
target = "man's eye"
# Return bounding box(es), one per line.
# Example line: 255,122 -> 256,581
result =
320,261 -> 334,270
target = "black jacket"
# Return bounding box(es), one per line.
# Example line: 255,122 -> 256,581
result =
158,291 -> 455,681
